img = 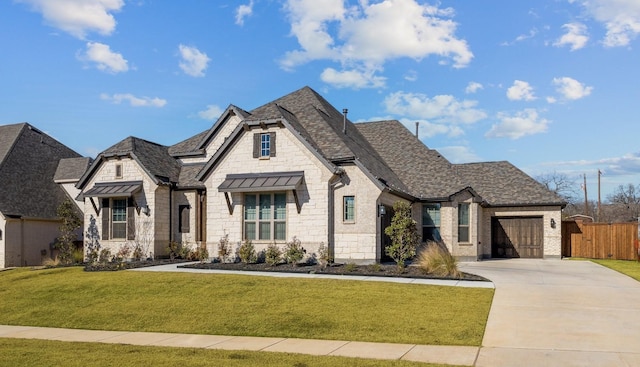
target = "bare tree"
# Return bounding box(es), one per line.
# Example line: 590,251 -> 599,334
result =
606,183 -> 640,222
536,171 -> 579,204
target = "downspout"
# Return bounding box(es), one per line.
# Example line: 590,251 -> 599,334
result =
328,170 -> 344,263
169,184 -> 173,255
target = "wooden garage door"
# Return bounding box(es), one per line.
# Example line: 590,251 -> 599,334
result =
492,217 -> 543,258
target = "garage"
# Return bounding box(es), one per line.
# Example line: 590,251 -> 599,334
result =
491,217 -> 543,258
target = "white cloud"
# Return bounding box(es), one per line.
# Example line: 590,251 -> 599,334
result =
384,91 -> 487,125
506,80 -> 536,101
571,0 -> 640,47
554,22 -> 589,50
485,109 -> 549,139
465,81 -> 483,94
100,93 -> 167,107
18,0 -> 124,39
178,44 -> 210,77
553,77 -> 593,100
198,104 -> 224,120
281,0 -> 472,86
235,1 -> 253,26
80,42 -> 128,73
399,119 -> 463,138
404,70 -> 418,82
501,28 -> 538,46
320,67 -> 386,89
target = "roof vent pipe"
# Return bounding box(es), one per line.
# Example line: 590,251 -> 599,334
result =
415,121 -> 419,138
342,108 -> 348,134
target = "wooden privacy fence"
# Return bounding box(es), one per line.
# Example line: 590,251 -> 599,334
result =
562,220 -> 639,260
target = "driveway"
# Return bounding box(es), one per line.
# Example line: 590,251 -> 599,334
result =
459,259 -> 640,367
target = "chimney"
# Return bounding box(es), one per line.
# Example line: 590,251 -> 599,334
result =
342,108 -> 348,134
415,121 -> 419,138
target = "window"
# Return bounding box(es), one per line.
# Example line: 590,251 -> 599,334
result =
244,193 -> 286,241
253,132 -> 276,158
343,196 -> 355,222
101,197 -> 135,241
179,205 -> 190,233
111,198 -> 127,239
422,204 -> 441,242
261,134 -> 270,157
458,203 -> 470,243
115,164 -> 123,178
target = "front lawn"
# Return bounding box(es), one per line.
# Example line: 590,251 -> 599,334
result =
0,338 -> 461,367
590,259 -> 640,281
0,267 -> 493,346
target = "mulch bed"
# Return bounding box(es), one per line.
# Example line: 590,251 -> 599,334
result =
83,259 -> 191,272
180,261 -> 489,282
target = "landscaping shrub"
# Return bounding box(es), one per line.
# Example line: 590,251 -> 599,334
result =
284,237 -> 305,264
218,235 -> 232,263
238,240 -> 257,264
53,199 -> 82,265
384,201 -> 419,272
317,242 -> 330,269
195,244 -> 209,263
417,242 -> 461,278
98,248 -> 112,264
264,243 -> 282,266
85,215 -> 101,264
114,244 -> 132,262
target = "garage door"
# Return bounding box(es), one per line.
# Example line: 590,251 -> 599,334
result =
491,217 -> 543,258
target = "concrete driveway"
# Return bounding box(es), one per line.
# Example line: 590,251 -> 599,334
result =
459,259 -> 640,367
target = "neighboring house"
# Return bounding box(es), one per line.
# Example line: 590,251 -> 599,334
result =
0,123 -> 82,267
75,86 -> 565,263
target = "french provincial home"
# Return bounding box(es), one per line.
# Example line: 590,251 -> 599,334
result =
1,86 -> 566,267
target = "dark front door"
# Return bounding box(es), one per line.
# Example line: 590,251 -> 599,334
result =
492,217 -> 543,258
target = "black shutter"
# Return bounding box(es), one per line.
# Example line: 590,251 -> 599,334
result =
127,197 -> 136,240
179,205 -> 190,233
253,133 -> 260,158
101,198 -> 110,240
269,132 -> 276,157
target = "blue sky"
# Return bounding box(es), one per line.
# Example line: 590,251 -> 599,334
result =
1,0 -> 639,200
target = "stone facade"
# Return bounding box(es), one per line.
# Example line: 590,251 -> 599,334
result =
203,125 -> 335,260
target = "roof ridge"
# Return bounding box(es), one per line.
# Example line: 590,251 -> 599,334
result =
0,122 -> 28,173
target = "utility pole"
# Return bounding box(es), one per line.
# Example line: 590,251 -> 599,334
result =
583,173 -> 588,217
597,169 -> 602,222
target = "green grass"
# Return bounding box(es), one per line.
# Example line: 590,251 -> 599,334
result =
0,267 -> 493,346
0,338 -> 463,367
590,259 -> 640,281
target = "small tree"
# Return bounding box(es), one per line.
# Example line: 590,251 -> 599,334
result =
85,215 -> 101,264
238,240 -> 257,264
54,199 -> 82,265
384,201 -> 419,272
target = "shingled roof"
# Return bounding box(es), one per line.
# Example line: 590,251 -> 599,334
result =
454,161 -> 566,206
54,157 -> 93,183
248,87 -> 410,194
356,120 -> 469,199
78,136 -> 181,189
0,123 -> 81,218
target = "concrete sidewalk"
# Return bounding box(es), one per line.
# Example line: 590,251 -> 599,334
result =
130,262 -> 495,288
0,324 -> 480,366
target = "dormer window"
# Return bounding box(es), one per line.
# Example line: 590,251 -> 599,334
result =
115,164 -> 123,179
253,132 -> 276,159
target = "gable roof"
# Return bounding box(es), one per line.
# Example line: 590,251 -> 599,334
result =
356,120 -> 469,199
0,123 -> 81,218
77,136 -> 180,189
454,161 -> 566,206
247,87 -> 410,194
54,157 -> 93,183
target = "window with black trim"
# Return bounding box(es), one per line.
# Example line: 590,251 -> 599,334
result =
244,193 -> 286,241
422,204 -> 441,242
343,196 -> 355,222
458,203 -> 470,243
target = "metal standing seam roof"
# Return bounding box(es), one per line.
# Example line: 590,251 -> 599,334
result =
218,171 -> 304,192
83,181 -> 143,198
